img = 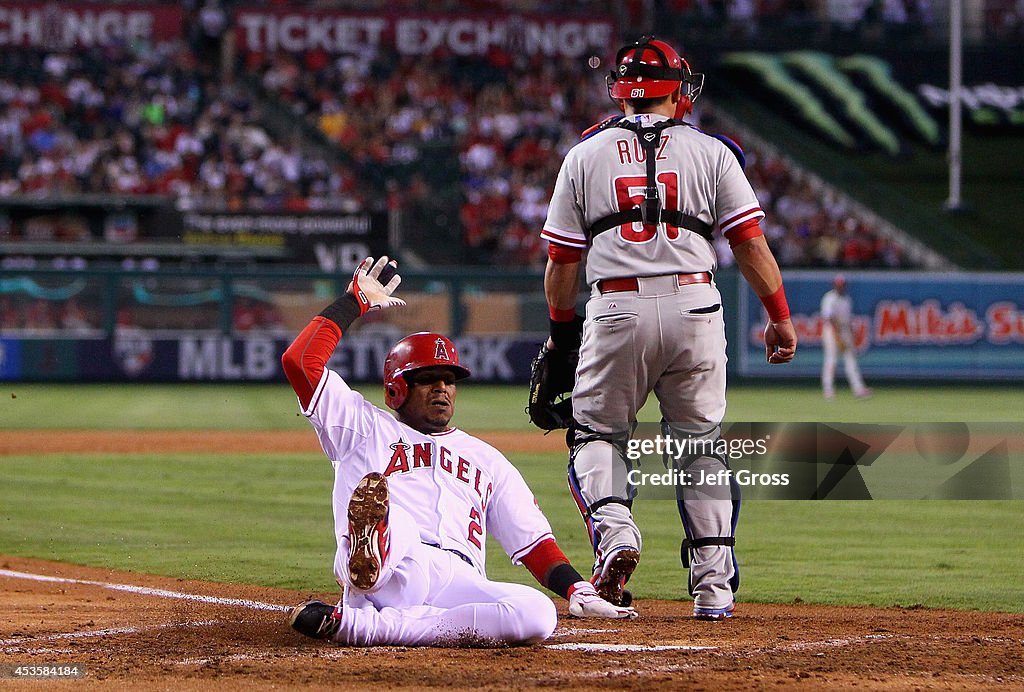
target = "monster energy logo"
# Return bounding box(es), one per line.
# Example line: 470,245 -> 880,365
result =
720,51 -> 943,154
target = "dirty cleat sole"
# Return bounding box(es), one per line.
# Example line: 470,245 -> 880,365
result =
592,548 -> 640,607
347,472 -> 391,591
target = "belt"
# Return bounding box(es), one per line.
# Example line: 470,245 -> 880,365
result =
424,542 -> 473,567
596,272 -> 712,295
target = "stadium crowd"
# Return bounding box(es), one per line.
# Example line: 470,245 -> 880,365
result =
0,41 -> 358,212
251,43 -> 914,269
0,2 -> 935,270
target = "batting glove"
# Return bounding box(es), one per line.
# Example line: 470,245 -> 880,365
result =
347,256 -> 406,315
567,581 -> 638,619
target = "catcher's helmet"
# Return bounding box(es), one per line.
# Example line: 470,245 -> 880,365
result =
383,332 -> 470,410
607,36 -> 703,116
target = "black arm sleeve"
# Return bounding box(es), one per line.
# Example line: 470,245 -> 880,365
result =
318,293 -> 361,333
546,562 -> 586,600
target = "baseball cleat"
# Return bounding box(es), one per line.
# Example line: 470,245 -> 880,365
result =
693,602 -> 735,621
591,548 -> 640,607
289,600 -> 342,640
347,472 -> 391,591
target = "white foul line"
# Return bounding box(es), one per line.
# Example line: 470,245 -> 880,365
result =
551,627 -> 620,637
546,643 -> 717,652
0,568 -> 290,612
0,620 -> 221,648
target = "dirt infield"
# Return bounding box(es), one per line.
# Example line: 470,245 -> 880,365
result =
2,556 -> 1023,690
3,430 -> 1024,689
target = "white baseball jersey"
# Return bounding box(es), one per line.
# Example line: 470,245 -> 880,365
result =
821,289 -> 853,331
300,368 -> 554,574
541,113 -> 764,284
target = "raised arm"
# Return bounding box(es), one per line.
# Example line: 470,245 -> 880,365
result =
281,256 -> 404,409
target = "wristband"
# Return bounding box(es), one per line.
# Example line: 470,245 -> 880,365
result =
549,305 -> 577,321
550,315 -> 583,351
318,294 -> 362,332
759,284 -> 790,323
548,565 -> 585,600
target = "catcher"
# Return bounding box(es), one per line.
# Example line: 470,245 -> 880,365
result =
284,256 -> 636,647
530,36 -> 796,619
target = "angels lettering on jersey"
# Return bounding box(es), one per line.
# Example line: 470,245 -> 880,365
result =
305,371 -> 553,572
383,437 -> 495,512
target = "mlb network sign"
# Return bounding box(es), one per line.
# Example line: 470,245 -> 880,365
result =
739,271 -> 1024,379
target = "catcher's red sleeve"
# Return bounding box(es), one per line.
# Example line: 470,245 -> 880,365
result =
281,316 -> 342,409
724,217 -> 764,247
547,242 -> 583,264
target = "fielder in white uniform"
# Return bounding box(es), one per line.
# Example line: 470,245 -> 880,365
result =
541,37 -> 797,619
821,274 -> 871,399
284,257 -> 635,647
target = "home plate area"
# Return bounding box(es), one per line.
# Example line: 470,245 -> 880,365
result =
2,557 -> 1022,690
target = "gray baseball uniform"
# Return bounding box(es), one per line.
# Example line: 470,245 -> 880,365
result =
541,112 -> 763,613
821,283 -> 869,398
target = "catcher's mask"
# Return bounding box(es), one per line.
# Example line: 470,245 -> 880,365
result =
383,332 -> 471,410
606,36 -> 704,117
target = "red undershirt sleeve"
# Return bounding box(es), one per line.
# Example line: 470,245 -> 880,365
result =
521,538 -> 585,599
281,316 -> 342,410
547,242 -> 583,264
724,217 -> 764,247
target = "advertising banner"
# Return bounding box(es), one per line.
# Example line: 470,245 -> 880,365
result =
178,211 -> 389,271
0,3 -> 183,48
739,271 -> 1024,379
2,333 -> 547,383
233,8 -> 614,58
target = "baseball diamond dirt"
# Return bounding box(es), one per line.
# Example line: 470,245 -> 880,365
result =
2,431 -> 1023,689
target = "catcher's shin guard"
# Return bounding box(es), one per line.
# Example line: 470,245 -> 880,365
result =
669,425 -> 740,606
567,424 -> 641,605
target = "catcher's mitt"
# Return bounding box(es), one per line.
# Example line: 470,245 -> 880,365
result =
527,343 -> 577,431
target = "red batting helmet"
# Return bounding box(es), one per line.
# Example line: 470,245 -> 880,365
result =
607,36 -> 704,116
383,332 -> 471,410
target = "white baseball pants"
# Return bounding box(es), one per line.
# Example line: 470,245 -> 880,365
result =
330,504 -> 557,646
571,276 -> 736,611
821,326 -> 867,397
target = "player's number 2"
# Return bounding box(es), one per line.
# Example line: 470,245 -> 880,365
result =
614,172 -> 681,242
467,508 -> 483,548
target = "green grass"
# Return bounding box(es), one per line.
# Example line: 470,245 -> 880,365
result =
0,453 -> 333,588
2,384 -> 310,431
4,382 -> 1023,429
2,384 -> 1023,611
